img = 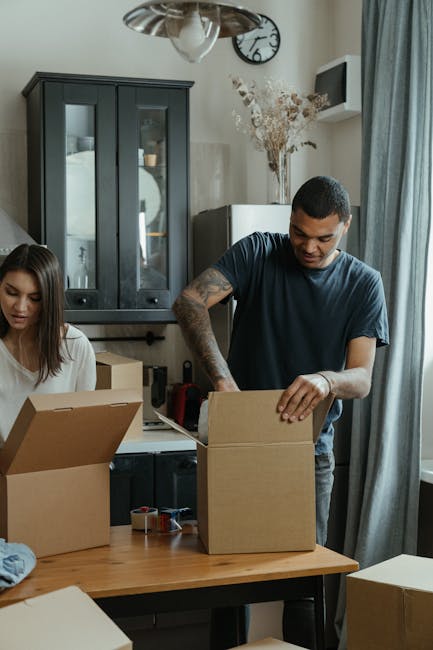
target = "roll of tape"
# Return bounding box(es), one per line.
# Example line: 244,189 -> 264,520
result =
130,506 -> 158,533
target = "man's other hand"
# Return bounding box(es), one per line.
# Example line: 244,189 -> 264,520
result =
277,373 -> 331,422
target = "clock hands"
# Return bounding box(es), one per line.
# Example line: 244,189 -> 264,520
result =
248,35 -> 266,52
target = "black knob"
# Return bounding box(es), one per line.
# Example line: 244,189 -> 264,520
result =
148,297 -> 159,304
77,297 -> 87,305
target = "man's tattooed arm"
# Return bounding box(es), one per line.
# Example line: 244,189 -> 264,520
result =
172,268 -> 239,391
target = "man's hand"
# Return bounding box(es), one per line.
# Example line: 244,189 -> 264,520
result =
277,373 -> 331,422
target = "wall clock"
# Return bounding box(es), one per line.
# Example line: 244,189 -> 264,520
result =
232,14 -> 280,65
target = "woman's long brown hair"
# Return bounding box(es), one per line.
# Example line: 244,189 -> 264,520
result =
0,244 -> 65,385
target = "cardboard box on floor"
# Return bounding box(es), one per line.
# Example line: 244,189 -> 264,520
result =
96,351 -> 143,439
157,390 -> 332,554
0,389 -> 141,558
347,554 -> 433,649
229,638 -> 307,649
0,585 -> 132,649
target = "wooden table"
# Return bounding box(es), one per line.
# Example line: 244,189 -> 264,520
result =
0,526 -> 358,649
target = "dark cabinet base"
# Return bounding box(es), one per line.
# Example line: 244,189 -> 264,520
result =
113,610 -> 211,650
108,450 -> 203,649
110,450 -> 197,526
154,451 -> 197,517
110,453 -> 155,526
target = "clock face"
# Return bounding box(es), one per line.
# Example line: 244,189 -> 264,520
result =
233,14 -> 280,65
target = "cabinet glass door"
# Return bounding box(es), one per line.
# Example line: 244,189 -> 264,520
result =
44,82 -> 117,311
118,86 -> 188,311
137,108 -> 168,290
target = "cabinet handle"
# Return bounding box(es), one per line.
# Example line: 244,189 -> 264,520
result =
148,297 -> 159,305
77,297 -> 88,305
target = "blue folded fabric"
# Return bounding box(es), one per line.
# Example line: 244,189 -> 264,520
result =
0,538 -> 36,590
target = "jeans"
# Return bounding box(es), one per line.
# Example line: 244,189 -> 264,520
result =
283,451 -> 336,649
315,452 -> 336,546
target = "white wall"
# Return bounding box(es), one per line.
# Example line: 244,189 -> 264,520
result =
0,0 -> 362,227
0,0 -> 363,387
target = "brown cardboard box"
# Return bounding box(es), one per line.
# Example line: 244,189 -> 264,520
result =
347,554 -> 433,649
96,352 -> 143,439
0,585 -> 132,649
158,390 -> 331,554
229,638 -> 307,649
0,389 -> 141,558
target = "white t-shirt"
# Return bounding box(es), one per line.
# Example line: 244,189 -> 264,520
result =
0,324 -> 96,445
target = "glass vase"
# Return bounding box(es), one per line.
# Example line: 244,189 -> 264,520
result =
267,149 -> 290,204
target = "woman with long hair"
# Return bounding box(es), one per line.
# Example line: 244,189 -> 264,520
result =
0,243 -> 96,444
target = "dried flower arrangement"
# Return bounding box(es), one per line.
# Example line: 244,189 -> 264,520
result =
231,76 -> 328,202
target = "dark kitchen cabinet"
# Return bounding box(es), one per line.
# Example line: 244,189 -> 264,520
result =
99,602 -> 210,650
22,72 -> 193,323
109,450 -> 197,526
109,453 -> 154,526
154,450 -> 198,516
108,449 -> 205,650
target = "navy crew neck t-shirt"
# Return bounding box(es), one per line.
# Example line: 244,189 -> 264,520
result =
213,231 -> 389,454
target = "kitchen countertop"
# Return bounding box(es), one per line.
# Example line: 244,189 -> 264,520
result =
116,424 -> 197,454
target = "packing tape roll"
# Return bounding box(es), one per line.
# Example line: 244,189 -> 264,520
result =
130,507 -> 158,533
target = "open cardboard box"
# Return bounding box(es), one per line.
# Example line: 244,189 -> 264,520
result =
0,388 -> 141,558
157,390 -> 332,554
96,351 -> 143,440
347,554 -> 433,649
0,585 -> 132,649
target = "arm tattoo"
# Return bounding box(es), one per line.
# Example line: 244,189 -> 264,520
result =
173,268 -> 233,385
189,267 -> 232,304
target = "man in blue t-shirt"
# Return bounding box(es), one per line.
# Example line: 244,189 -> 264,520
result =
173,175 -> 389,644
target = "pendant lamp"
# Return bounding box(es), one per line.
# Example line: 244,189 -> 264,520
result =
123,0 -> 261,63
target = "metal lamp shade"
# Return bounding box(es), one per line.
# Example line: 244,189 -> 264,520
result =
123,0 -> 261,41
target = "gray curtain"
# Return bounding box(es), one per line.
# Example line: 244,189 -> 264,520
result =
336,1 -> 432,647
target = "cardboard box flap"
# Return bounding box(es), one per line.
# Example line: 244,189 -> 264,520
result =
207,390 -> 333,445
348,554 -> 433,591
0,585 -> 132,649
0,389 -> 142,476
155,391 -> 333,447
155,411 -> 201,445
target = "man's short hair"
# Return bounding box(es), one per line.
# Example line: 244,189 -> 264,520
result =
292,176 -> 351,223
